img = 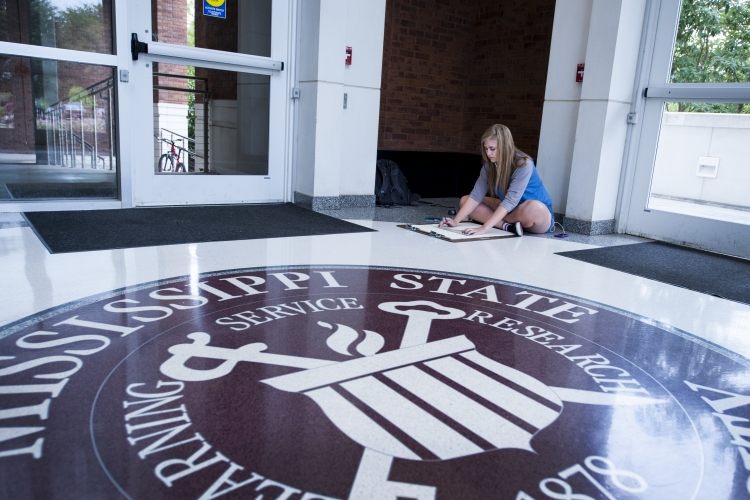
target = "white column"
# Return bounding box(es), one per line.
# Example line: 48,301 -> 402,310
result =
536,0 -> 593,218
562,0 -> 647,234
295,0 -> 386,209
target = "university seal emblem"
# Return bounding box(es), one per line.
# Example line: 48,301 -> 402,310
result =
0,266 -> 748,499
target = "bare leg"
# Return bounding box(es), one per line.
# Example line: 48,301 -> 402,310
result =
505,200 -> 552,233
459,195 -> 500,223
459,196 -> 551,234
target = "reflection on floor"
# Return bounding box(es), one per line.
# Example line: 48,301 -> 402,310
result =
0,212 -> 25,228
0,210 -> 748,499
0,162 -> 117,200
649,195 -> 750,226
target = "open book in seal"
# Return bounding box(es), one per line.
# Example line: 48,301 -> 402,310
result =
402,222 -> 516,242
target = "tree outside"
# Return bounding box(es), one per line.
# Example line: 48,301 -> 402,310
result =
669,0 -> 750,113
21,0 -> 111,54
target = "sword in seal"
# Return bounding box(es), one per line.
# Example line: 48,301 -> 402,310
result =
160,300 -> 665,500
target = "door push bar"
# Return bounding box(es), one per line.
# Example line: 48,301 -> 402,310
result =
130,33 -> 284,71
644,85 -> 750,100
131,33 -> 148,60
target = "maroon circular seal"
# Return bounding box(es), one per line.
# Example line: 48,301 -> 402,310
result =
0,266 -> 749,499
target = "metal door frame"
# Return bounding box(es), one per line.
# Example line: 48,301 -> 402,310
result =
617,0 -> 750,258
127,0 -> 298,207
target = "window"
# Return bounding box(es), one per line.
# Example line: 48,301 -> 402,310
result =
0,56 -> 117,200
0,0 -> 114,54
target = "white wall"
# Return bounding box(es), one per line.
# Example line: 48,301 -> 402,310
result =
537,0 -> 646,227
566,0 -> 646,223
340,1 -> 385,196
651,112 -> 750,208
295,0 -> 386,200
194,106 -> 205,173
209,100 -> 238,175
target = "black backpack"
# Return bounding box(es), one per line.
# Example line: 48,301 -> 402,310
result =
375,159 -> 420,206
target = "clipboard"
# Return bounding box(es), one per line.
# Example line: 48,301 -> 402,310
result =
399,222 -> 517,242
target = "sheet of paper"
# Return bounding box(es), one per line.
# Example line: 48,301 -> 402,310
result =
408,223 -> 514,240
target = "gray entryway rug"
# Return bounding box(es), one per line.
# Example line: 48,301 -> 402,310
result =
557,241 -> 750,306
24,203 -> 375,253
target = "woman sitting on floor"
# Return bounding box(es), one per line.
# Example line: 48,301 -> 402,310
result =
439,124 -> 554,236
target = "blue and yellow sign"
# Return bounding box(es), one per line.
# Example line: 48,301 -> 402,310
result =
203,0 -> 226,19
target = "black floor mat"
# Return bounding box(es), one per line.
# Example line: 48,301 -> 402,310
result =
24,203 -> 375,253
557,241 -> 750,305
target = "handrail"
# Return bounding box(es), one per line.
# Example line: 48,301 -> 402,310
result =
161,128 -> 195,145
154,85 -> 210,95
47,76 -> 114,111
72,133 -> 106,168
43,74 -> 115,171
153,73 -> 211,174
157,129 -> 205,160
153,72 -> 208,83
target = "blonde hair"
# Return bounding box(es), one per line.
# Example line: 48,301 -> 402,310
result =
480,124 -> 531,198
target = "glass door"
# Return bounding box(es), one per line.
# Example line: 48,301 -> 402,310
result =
623,0 -> 750,258
130,0 -> 293,206
0,0 -> 120,205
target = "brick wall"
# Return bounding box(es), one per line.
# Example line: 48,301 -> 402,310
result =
102,0 -> 113,54
153,0 -> 189,105
0,2 -> 34,155
194,0 -> 238,101
0,57 -> 35,155
466,0 -> 555,159
378,0 -> 475,154
378,0 -> 555,160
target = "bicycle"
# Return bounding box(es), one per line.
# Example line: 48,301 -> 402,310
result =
157,137 -> 187,173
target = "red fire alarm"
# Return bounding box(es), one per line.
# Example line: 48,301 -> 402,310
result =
576,63 -> 585,82
345,46 -> 352,65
